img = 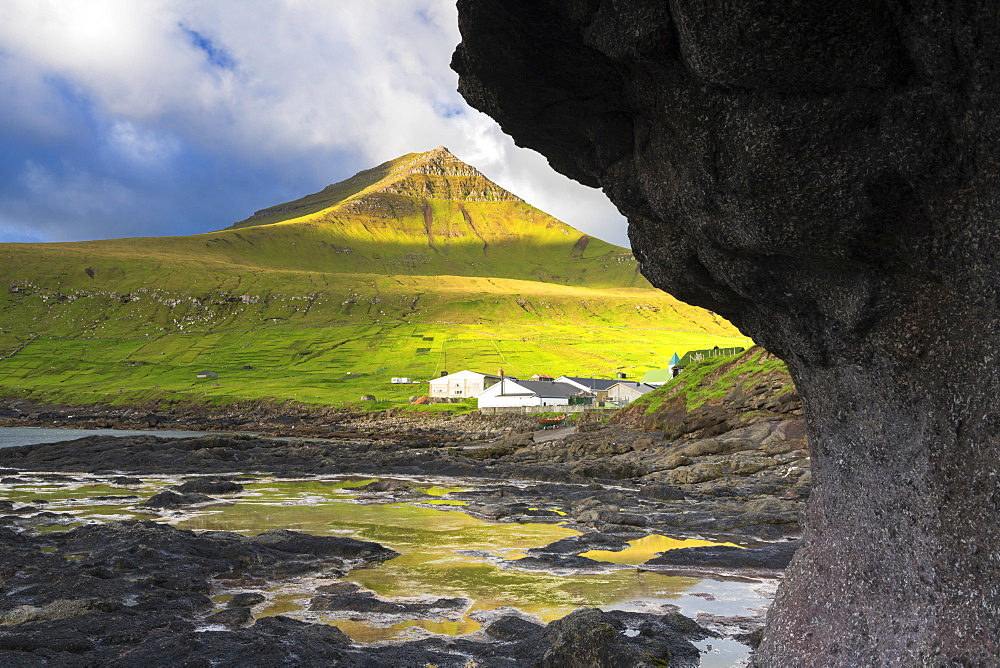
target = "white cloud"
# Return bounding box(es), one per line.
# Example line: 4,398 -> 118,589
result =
107,121 -> 180,167
0,0 -> 630,246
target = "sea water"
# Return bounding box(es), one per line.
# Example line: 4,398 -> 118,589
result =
0,426 -> 226,449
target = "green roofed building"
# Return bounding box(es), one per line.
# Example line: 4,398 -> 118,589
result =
640,368 -> 675,386
642,346 -> 746,385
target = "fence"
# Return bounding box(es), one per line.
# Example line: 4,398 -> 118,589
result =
478,405 -> 619,415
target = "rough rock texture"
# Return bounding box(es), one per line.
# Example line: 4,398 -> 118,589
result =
645,541 -> 800,570
453,2 -> 1000,664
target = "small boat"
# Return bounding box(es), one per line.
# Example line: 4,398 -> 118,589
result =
536,414 -> 566,426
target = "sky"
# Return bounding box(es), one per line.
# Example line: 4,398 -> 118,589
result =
0,0 -> 631,247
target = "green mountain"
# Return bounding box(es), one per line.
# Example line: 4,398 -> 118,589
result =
0,147 -> 750,407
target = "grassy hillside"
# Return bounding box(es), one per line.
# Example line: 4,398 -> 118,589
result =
0,147 -> 751,407
618,347 -> 798,438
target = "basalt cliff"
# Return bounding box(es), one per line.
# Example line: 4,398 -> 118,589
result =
454,2 -> 1000,665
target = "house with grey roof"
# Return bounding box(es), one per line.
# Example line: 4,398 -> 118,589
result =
607,381 -> 658,406
554,376 -> 619,401
476,378 -> 582,408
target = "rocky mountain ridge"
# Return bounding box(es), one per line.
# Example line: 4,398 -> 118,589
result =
231,146 -> 522,229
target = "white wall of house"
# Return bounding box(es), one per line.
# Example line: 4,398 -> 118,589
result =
607,382 -> 656,405
608,385 -> 640,404
476,380 -> 571,408
427,370 -> 499,399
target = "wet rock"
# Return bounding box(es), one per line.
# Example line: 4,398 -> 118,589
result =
637,483 -> 685,501
0,599 -> 119,625
0,625 -> 95,654
646,541 -> 801,570
0,650 -> 46,667
484,615 -> 544,641
247,528 -> 399,562
204,606 -> 254,627
5,506 -> 38,515
576,509 -> 649,528
507,554 -> 613,571
473,502 -> 531,520
453,1 -> 1000,662
314,582 -> 364,595
226,593 -> 266,608
86,615 -> 351,666
138,490 -> 213,508
356,479 -> 411,492
528,533 -> 630,556
308,593 -> 466,616
173,478 -> 244,494
537,608 -> 688,668
110,476 -> 142,486
0,522 -> 412,664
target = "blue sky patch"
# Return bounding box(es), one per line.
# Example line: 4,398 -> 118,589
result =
435,103 -> 465,119
180,25 -> 236,70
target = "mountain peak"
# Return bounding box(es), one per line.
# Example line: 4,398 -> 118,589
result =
229,147 -> 521,229
379,145 -> 486,180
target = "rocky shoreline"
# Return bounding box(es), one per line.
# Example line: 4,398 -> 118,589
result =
0,516 -> 722,666
0,465 -> 778,667
0,397 -> 528,443
0,426 -> 805,664
0,354 -> 807,665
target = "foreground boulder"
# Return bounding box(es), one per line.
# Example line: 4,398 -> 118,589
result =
454,2 -> 1000,664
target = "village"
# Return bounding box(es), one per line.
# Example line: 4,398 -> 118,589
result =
398,346 -> 746,412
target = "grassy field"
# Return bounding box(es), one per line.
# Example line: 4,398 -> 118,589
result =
0,323 -> 749,406
0,148 -> 751,407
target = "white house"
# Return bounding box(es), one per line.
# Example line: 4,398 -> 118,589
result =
555,376 -> 619,401
476,378 -> 580,408
607,381 -> 658,406
428,370 -> 500,401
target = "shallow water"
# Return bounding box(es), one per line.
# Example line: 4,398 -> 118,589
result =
1,473 -> 771,665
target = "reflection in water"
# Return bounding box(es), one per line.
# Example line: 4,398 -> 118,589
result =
3,474 -> 768,656
581,534 -> 742,565
175,481 -> 710,640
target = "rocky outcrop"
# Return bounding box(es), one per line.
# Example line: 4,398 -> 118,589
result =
615,347 -> 800,439
454,2 -> 1000,664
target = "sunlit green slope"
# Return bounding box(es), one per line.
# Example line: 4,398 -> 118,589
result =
0,147 -> 750,406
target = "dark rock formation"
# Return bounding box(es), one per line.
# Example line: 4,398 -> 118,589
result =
173,478 -> 244,495
535,607 -> 706,667
138,490 -> 214,508
645,540 -> 800,570
454,2 -> 1000,664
